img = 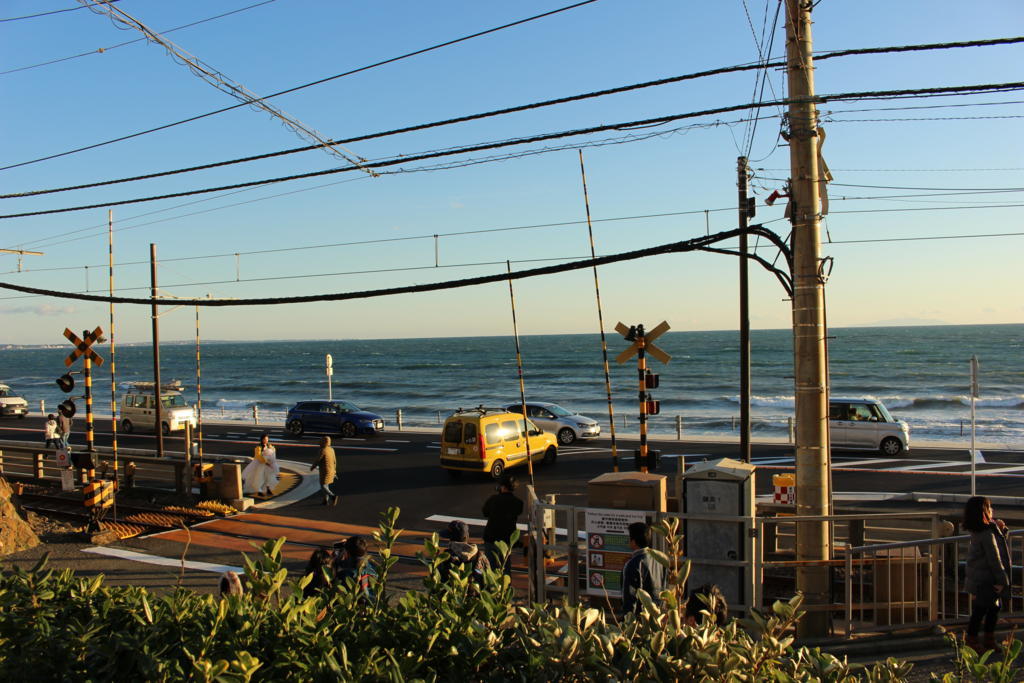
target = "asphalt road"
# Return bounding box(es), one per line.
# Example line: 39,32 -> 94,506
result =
3,415 -> 1022,533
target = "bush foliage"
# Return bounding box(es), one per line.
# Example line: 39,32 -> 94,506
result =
0,508 -> 917,681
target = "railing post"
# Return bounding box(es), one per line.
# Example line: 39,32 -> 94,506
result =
252,405 -> 259,425
567,504 -> 579,605
0,449 -> 4,475
34,452 -> 44,479
174,462 -> 185,494
845,553 -> 854,636
676,415 -> 682,439
395,409 -> 403,431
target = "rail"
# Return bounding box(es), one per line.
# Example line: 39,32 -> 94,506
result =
0,439 -> 245,494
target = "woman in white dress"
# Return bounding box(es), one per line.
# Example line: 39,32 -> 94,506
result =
242,433 -> 279,497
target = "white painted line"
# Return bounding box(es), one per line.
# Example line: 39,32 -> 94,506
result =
385,439 -> 411,443
426,514 -> 587,540
752,456 -> 795,465
973,465 -> 1024,476
833,458 -> 898,468
82,546 -> 242,574
427,445 -> 440,450
255,459 -> 321,509
897,461 -> 970,471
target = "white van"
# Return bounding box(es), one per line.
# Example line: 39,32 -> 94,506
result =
829,397 -> 910,456
120,382 -> 197,435
0,383 -> 28,418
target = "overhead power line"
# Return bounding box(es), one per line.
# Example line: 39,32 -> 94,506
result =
3,79 -> 1022,220
0,226 -> 794,306
76,0 -> 374,173
0,0 -> 602,172
0,0 -> 117,23
5,35 -> 1022,197
1,0 -> 281,76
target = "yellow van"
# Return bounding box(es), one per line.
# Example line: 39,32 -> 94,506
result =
440,406 -> 558,479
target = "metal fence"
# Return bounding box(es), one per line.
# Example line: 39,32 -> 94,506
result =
523,490 -> 1021,636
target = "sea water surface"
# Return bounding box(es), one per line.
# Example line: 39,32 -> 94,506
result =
1,324 -> 1021,446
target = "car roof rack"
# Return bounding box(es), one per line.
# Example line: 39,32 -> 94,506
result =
123,380 -> 185,392
453,404 -> 505,416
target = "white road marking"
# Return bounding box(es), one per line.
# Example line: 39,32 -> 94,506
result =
82,546 -> 242,574
971,464 -> 1024,476
752,456 -> 795,465
896,461 -> 972,471
385,439 -> 411,443
833,458 -> 899,468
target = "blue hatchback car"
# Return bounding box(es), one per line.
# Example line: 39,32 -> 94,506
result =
285,400 -> 385,438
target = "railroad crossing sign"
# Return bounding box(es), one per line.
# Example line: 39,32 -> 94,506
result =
63,327 -> 105,367
615,320 -> 671,364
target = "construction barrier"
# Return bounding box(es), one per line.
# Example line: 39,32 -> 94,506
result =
773,473 -> 795,505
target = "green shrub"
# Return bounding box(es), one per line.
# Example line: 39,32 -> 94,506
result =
0,508 -> 913,681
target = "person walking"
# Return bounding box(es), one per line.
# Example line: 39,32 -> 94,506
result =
621,521 -> 666,615
963,496 -> 1012,652
57,412 -> 73,452
310,435 -> 338,506
242,433 -> 279,498
482,473 -> 523,574
44,414 -> 60,450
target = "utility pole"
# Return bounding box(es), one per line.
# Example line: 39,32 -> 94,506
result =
785,0 -> 831,636
737,156 -> 752,464
150,243 -> 164,458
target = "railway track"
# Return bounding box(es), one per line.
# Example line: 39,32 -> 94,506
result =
18,486 -> 233,540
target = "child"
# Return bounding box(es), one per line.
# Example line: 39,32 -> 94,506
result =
44,414 -> 60,449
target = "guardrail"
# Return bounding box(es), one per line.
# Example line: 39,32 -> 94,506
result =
843,529 -> 1024,635
523,493 -> 968,634
0,440 -> 246,495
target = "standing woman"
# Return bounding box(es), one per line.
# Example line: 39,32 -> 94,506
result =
963,496 -> 1012,652
243,433 -> 279,498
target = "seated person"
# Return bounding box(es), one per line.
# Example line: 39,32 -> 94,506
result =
684,583 -> 729,627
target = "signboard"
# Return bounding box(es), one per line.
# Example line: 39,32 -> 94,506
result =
55,448 -> 71,468
585,507 -> 646,597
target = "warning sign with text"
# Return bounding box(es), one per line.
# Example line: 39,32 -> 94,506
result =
584,508 -> 646,597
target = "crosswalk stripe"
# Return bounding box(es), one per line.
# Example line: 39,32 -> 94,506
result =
83,546 -> 243,574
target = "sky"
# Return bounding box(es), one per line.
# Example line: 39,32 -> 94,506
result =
0,0 -> 1021,345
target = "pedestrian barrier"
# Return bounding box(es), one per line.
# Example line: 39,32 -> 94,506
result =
524,490 -> 986,636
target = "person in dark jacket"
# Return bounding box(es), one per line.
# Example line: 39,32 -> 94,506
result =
963,496 -> 1012,652
334,535 -> 376,600
439,520 -> 491,590
301,546 -> 335,597
621,521 -> 665,615
482,473 -> 523,574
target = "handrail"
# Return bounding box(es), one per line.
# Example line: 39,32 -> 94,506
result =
849,527 -> 1024,554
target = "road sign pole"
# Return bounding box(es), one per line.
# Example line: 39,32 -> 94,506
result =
636,326 -> 649,474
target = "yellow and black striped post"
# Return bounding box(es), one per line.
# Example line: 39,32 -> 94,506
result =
84,479 -> 114,532
83,351 -> 97,483
635,325 -> 649,474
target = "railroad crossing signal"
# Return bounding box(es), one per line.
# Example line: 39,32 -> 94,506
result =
63,327 -> 105,367
616,321 -> 671,474
615,320 -> 671,365
59,326 -> 105,457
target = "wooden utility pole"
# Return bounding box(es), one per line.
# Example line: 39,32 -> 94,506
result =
737,156 -> 752,464
150,243 -> 164,458
785,0 -> 831,636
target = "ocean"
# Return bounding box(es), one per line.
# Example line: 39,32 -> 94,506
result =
1,324 -> 1021,446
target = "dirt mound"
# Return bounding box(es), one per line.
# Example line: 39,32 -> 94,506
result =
0,478 -> 40,556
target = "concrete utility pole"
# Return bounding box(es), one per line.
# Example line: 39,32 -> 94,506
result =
784,0 -> 831,636
737,156 -> 752,464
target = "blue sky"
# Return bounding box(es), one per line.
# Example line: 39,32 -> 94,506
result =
1,0 -> 1021,344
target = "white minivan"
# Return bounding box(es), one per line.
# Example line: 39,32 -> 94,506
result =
120,382 -> 197,435
829,397 -> 909,456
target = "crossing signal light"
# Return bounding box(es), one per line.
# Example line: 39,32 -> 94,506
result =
56,373 -> 75,393
58,399 -> 76,418
645,399 -> 660,415
633,449 -> 661,472
644,371 -> 659,389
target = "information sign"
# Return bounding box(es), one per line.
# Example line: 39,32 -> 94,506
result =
584,508 -> 646,597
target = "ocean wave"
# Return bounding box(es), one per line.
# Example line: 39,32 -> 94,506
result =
885,395 -> 1024,410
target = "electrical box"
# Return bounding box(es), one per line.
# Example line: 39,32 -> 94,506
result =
683,457 -> 756,613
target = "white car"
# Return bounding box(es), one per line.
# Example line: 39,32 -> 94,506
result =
829,397 -> 910,456
0,383 -> 28,418
504,401 -> 600,445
